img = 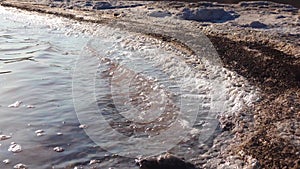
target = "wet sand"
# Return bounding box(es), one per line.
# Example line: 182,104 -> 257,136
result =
0,0 -> 299,168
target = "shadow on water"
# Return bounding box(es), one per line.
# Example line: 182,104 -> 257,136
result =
0,56 -> 36,63
0,70 -> 12,74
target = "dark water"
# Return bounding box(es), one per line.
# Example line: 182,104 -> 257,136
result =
0,6 -> 146,169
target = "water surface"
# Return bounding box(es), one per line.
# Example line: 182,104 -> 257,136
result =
0,6 -> 211,169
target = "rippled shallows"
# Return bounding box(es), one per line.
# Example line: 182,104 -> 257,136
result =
0,6 -> 142,169
0,5 -> 260,169
0,6 -> 206,169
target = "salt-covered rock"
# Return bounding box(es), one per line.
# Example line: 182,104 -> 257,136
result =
56,132 -> 63,136
92,2 -> 112,10
13,163 -> 28,169
89,159 -> 101,165
0,135 -> 11,141
136,153 -> 197,169
178,8 -> 237,22
35,130 -> 45,136
8,143 -> 22,153
85,1 -> 93,7
148,11 -> 172,18
3,159 -> 10,164
249,21 -> 268,28
34,130 -> 44,134
8,101 -> 22,108
26,105 -> 35,108
36,133 -> 45,137
239,1 -> 271,7
53,146 -> 64,152
79,124 -> 88,129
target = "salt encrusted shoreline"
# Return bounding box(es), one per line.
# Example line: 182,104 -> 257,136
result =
0,1 -> 299,168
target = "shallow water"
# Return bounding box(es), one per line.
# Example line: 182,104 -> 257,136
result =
0,6 -> 218,169
0,5 -> 260,169
0,6 -> 100,169
0,5 -> 141,168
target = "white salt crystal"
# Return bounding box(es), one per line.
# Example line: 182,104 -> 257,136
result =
34,130 -> 44,134
0,135 -> 11,141
79,124 -> 88,129
8,143 -> 22,153
8,101 -> 22,108
3,159 -> 10,164
53,147 -> 64,152
13,163 -> 28,169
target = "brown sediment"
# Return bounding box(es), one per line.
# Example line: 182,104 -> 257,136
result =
145,33 -> 195,55
209,35 -> 300,168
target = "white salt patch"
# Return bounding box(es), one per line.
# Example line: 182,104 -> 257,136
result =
74,167 -> 84,169
53,146 -> 64,152
79,124 -> 88,129
3,159 -> 10,164
36,133 -> 45,137
56,132 -> 63,136
13,163 -> 28,169
35,130 -> 45,137
0,135 -> 11,141
8,101 -> 22,108
89,159 -> 101,165
8,143 -> 22,153
27,105 -> 35,108
34,130 -> 44,134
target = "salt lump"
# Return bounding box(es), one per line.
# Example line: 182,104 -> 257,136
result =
13,163 -> 28,169
79,124 -> 88,129
89,159 -> 101,165
26,105 -> 35,108
0,135 -> 11,141
56,132 -> 63,136
178,8 -> 237,22
3,159 -> 10,164
8,101 -> 22,108
53,146 -> 64,152
35,130 -> 45,136
8,143 -> 22,153
35,130 -> 44,134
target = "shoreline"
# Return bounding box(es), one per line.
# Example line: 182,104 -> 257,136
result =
1,1 -> 299,168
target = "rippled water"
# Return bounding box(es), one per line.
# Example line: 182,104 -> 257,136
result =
0,6 -> 141,169
0,4 -> 260,169
0,6 -> 215,169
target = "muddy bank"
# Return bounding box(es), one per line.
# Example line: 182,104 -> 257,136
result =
208,35 -> 300,168
0,0 -> 299,168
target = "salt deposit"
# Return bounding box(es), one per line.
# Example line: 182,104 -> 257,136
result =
78,124 -> 88,129
3,159 -> 10,164
13,163 -> 28,169
8,143 -> 22,153
0,134 -> 11,141
53,146 -> 64,152
8,101 -> 22,108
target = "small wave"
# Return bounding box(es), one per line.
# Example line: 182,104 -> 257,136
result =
0,70 -> 12,74
0,56 -> 35,63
